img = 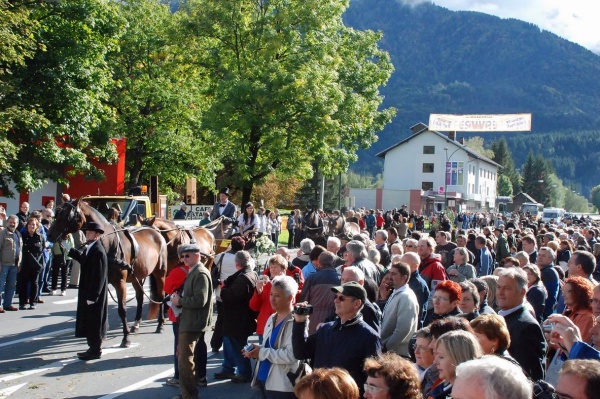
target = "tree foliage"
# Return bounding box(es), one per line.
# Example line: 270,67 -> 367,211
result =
183,0 -> 395,204
106,0 -> 218,196
0,0 -> 125,197
590,186 -> 600,212
497,175 -> 513,197
463,137 -> 494,159
490,137 -> 521,193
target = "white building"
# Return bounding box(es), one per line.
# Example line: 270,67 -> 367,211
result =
348,123 -> 500,213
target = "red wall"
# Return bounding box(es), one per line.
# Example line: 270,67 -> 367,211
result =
65,138 -> 126,197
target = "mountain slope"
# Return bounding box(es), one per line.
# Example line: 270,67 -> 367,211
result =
345,0 -> 600,193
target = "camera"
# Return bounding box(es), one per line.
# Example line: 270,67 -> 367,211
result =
294,305 -> 313,315
542,323 -> 554,333
243,343 -> 254,352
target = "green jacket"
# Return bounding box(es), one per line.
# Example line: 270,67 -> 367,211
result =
496,233 -> 510,262
178,263 -> 213,333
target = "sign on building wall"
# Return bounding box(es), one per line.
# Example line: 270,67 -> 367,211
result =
429,114 -> 532,132
446,162 -> 464,186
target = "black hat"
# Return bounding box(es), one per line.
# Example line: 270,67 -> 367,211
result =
177,243 -> 201,256
81,221 -> 104,234
331,281 -> 366,303
218,187 -> 230,196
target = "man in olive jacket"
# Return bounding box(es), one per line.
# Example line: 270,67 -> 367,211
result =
171,243 -> 213,399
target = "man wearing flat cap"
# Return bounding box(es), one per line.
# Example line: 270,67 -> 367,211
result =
170,243 -> 213,399
210,187 -> 237,223
292,281 -> 381,394
67,221 -> 108,361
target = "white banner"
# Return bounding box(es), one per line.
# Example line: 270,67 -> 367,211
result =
428,114 -> 532,132
168,204 -> 213,220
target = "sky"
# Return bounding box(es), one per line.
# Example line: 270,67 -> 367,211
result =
403,0 -> 600,54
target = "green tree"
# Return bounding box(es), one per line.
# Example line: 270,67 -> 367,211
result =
521,151 -> 552,205
462,137 -> 495,159
490,137 -> 521,193
184,0 -> 395,205
106,0 -> 218,195
497,175 -> 513,196
0,0 -> 125,196
590,185 -> 600,211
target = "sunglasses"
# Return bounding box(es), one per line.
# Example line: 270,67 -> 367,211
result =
180,254 -> 196,259
335,294 -> 356,302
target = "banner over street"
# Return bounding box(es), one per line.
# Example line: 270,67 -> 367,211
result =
429,113 -> 532,132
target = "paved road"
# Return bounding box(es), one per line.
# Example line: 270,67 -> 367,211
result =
0,283 -> 265,399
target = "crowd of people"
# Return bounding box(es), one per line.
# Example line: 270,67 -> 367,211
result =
163,205 -> 600,399
0,200 -> 85,314
3,199 -> 600,399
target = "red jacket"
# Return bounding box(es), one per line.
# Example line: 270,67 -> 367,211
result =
249,282 -> 273,335
165,263 -> 190,322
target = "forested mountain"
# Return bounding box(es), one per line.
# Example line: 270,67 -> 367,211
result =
344,0 -> 600,194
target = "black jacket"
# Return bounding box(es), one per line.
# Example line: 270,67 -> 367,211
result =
69,241 -> 109,341
503,306 -> 547,381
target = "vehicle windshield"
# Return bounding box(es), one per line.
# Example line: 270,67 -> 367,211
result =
544,212 -> 559,219
82,198 -> 142,226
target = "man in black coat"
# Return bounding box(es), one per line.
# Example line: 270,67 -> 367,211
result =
497,267 -> 546,381
67,221 -> 108,360
210,187 -> 237,223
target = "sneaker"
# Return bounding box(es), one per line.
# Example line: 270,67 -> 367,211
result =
165,378 -> 179,387
197,376 -> 208,387
61,291 -> 67,296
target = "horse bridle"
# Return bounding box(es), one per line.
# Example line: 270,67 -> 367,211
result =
55,201 -> 85,242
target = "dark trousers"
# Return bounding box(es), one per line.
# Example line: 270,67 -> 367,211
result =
210,300 -> 223,350
18,268 -> 40,306
173,323 -> 206,379
287,229 -> 295,248
51,259 -> 70,291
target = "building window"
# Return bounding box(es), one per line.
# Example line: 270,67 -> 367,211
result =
423,146 -> 435,154
422,182 -> 433,191
422,163 -> 434,173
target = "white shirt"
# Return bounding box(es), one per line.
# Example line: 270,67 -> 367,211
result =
498,301 -> 526,317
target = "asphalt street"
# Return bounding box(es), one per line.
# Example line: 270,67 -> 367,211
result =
0,282 -> 265,399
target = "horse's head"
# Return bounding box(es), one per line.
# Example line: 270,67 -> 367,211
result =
48,197 -> 85,242
139,215 -> 156,227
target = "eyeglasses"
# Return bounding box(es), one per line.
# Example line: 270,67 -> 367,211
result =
335,295 -> 347,302
181,254 -> 196,258
363,384 -> 388,394
432,296 -> 450,302
413,344 -> 433,353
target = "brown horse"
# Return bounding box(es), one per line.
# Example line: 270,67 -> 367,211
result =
48,197 -> 168,348
139,216 -> 215,272
198,216 -> 236,254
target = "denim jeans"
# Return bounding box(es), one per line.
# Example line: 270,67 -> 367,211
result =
0,265 -> 18,308
222,336 -> 251,377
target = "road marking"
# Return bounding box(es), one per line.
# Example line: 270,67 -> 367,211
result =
97,351 -> 220,399
97,368 -> 173,399
0,343 -> 139,383
0,328 -> 73,349
0,382 -> 26,398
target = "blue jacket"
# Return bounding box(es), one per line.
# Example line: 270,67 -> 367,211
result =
569,341 -> 600,361
478,247 -> 493,276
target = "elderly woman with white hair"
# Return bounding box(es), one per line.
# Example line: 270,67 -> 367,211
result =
452,355 -> 532,399
244,276 -> 300,399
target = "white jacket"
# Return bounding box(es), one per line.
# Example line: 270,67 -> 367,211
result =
251,313 -> 299,393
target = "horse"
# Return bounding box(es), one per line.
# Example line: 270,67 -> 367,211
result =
303,209 -> 326,247
200,216 -> 237,254
327,215 -> 346,238
48,197 -> 168,348
139,216 -> 215,272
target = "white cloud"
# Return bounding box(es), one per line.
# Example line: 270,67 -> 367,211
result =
396,0 -> 600,53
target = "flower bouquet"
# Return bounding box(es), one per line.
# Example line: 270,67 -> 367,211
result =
255,235 -> 276,257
